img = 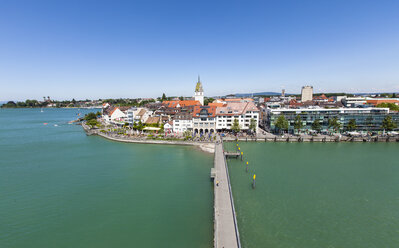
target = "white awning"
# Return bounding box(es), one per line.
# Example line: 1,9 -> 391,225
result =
143,127 -> 161,131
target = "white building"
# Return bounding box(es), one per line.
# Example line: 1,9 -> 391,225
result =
173,118 -> 193,133
194,76 -> 204,105
164,122 -> 173,134
342,96 -> 367,107
102,106 -> 128,124
301,86 -> 313,102
126,107 -> 152,125
215,102 -> 259,132
192,106 -> 216,134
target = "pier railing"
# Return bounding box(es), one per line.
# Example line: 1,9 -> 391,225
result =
220,137 -> 241,248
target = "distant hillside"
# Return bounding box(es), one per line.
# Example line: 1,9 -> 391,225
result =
0,101 -> 8,106
233,92 -> 293,97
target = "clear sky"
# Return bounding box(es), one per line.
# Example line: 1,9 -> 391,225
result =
1,0 -> 399,101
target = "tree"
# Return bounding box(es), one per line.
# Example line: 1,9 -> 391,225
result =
179,96 -> 184,101
204,97 -> 215,106
376,102 -> 399,111
137,121 -> 144,131
161,93 -> 166,101
312,119 -> 321,132
293,115 -> 303,133
1,101 -> 17,108
328,117 -> 341,132
86,119 -> 99,128
381,115 -> 397,131
84,112 -> 97,121
231,118 -> 241,133
183,130 -> 191,139
249,118 -> 257,133
159,123 -> 164,133
392,93 -> 396,98
347,119 -> 357,131
274,115 -> 288,133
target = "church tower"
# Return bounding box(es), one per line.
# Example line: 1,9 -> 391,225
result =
194,76 -> 204,105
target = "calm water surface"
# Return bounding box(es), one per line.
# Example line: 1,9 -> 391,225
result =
0,109 -> 213,248
225,142 -> 399,248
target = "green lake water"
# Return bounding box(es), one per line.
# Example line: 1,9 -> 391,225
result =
0,109 -> 213,248
225,142 -> 399,248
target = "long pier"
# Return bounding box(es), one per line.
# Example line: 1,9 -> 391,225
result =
213,136 -> 241,248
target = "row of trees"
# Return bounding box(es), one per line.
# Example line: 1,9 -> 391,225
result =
1,100 -> 48,108
376,102 -> 399,111
231,118 -> 257,134
274,115 -> 397,133
1,99 -> 99,108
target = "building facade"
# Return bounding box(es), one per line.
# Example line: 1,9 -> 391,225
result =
301,86 -> 313,102
266,107 -> 399,132
215,102 -> 259,132
192,106 -> 216,134
172,112 -> 193,133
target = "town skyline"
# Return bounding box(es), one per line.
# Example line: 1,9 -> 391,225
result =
2,85 -> 399,103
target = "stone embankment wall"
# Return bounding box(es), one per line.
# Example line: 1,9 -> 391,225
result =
223,136 -> 399,143
81,124 -> 215,153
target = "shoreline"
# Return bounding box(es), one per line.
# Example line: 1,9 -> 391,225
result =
82,123 -> 399,146
223,135 -> 399,143
82,124 -> 216,153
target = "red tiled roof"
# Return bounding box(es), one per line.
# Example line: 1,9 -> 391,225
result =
313,94 -> 328,100
192,106 -> 217,118
208,102 -> 224,107
215,102 -> 259,116
367,99 -> 399,105
162,100 -> 201,108
145,116 -> 160,124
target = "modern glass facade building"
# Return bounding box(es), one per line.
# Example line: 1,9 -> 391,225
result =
266,108 -> 399,132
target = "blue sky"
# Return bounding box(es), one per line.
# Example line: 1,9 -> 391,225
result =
1,0 -> 399,101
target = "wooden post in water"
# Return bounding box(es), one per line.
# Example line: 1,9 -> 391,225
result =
240,151 -> 243,161
252,174 -> 256,189
246,161 -> 248,172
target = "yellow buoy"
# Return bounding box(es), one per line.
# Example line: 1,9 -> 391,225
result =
246,161 -> 248,165
253,174 -> 256,180
238,147 -> 240,150
241,152 -> 243,155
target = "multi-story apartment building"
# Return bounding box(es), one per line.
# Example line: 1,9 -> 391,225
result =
301,86 -> 313,102
266,107 -> 399,132
172,112 -> 193,133
215,102 -> 259,132
126,107 -> 151,125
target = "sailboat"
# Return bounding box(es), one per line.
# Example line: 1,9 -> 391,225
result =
40,108 -> 44,112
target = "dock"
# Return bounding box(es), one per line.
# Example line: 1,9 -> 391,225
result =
224,151 -> 241,158
213,136 -> 241,248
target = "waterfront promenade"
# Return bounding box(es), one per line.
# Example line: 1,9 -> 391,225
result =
213,136 -> 241,248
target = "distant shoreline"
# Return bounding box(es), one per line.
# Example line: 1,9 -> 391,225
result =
0,107 -> 101,109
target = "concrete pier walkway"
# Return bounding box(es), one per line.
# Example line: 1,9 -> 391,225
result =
214,136 -> 241,248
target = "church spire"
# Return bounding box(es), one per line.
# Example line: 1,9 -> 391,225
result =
194,76 -> 204,105
195,76 -> 203,92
